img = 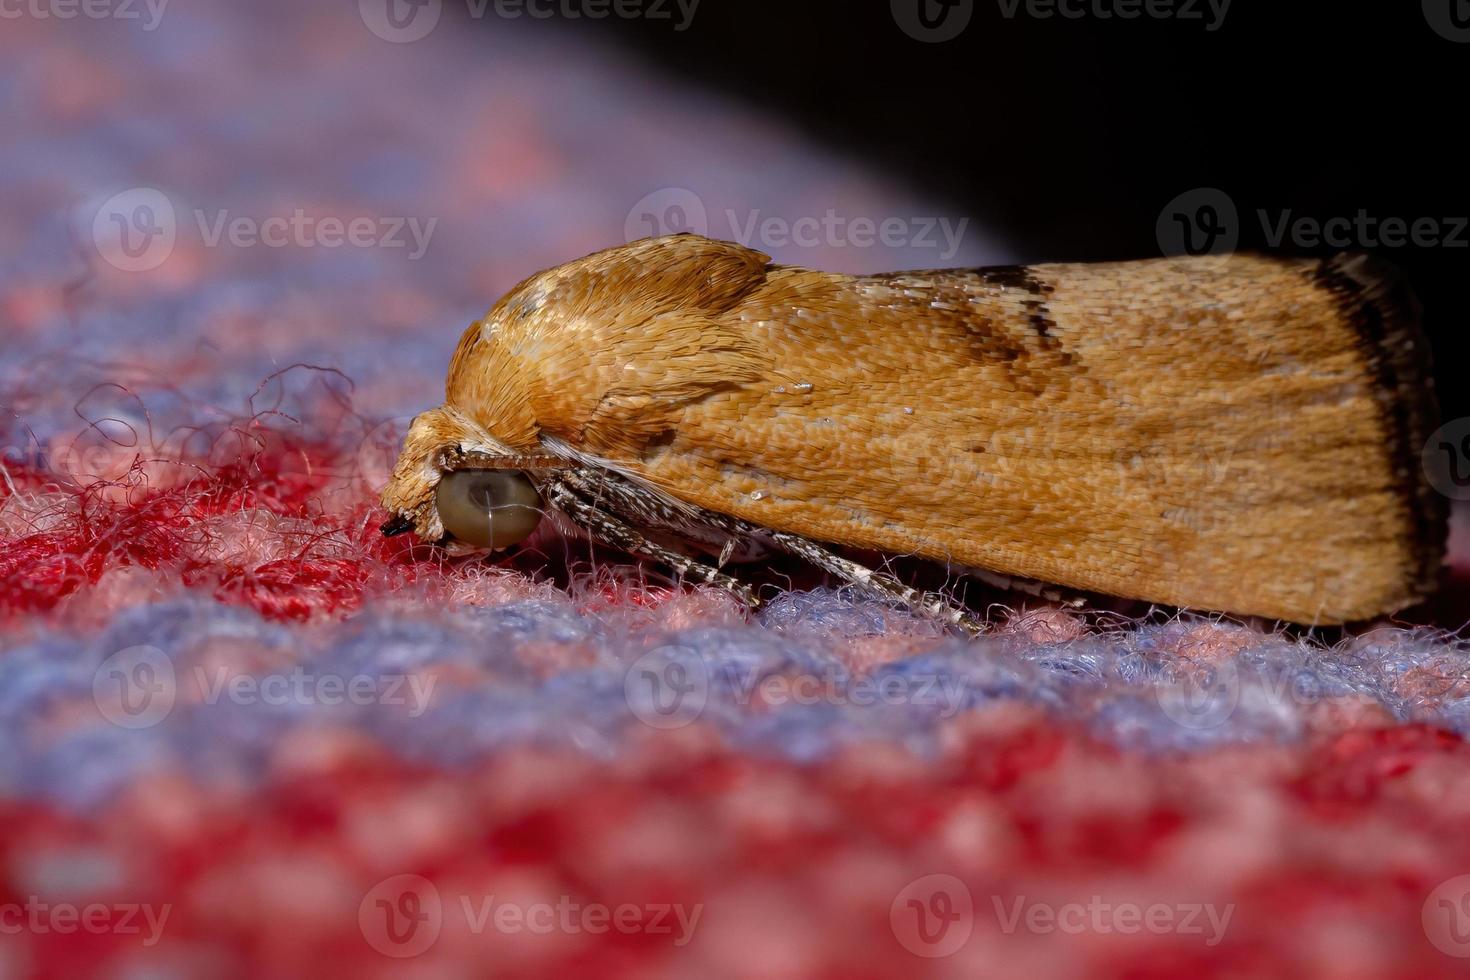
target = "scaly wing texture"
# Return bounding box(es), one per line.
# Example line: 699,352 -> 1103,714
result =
449,237 -> 1444,623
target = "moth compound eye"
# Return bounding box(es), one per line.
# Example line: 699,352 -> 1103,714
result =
435,470 -> 542,550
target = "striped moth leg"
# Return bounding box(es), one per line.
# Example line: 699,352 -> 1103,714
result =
542,477 -> 760,609
552,468 -> 985,636
761,529 -> 987,636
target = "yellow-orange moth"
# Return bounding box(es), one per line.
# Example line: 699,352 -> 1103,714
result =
380,233 -> 1445,627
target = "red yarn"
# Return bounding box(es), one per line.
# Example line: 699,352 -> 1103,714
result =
0,531 -> 105,612
0,720 -> 1466,978
211,557 -> 372,621
0,426 -> 401,620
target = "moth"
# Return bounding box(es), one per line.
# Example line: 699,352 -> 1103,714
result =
379,234 -> 1445,628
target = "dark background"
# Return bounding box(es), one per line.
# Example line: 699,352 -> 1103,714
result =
471,0 -> 1467,419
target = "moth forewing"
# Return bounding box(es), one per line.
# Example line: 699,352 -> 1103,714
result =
384,235 -> 1444,626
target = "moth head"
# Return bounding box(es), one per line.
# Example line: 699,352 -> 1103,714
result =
380,235 -> 772,550
377,404 -> 547,554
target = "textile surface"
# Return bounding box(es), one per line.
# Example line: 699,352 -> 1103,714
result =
3,3 -> 1469,977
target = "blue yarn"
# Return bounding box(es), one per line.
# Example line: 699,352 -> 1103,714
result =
4,590 -> 1469,811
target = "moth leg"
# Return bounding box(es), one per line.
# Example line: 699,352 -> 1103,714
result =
552,468 -> 982,633
543,479 -> 760,609
764,529 -> 985,636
